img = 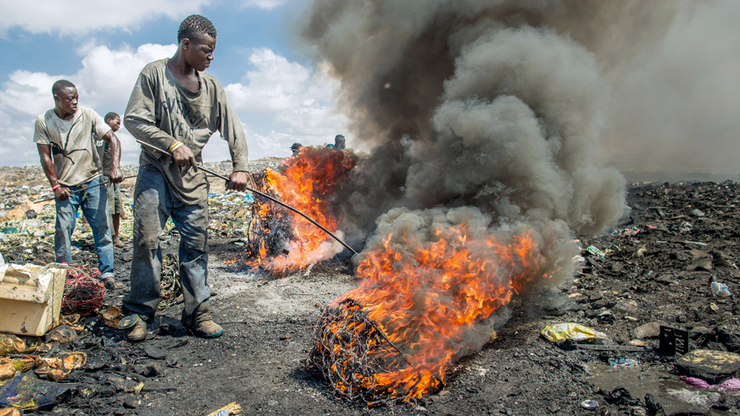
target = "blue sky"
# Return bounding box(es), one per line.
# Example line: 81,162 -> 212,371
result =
0,0 -> 347,166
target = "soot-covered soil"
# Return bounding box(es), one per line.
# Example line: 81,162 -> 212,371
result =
2,164 -> 740,416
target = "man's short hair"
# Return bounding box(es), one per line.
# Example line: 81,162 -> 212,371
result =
104,112 -> 120,123
178,14 -> 217,43
291,143 -> 303,150
52,80 -> 76,97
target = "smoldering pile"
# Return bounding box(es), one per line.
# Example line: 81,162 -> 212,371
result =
298,0 -> 689,403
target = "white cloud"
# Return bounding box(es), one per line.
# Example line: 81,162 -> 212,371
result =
224,50 -> 348,157
0,1 -> 208,36
226,48 -> 312,113
242,0 -> 287,10
76,43 -> 178,108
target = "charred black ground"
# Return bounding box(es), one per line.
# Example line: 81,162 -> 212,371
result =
1,163 -> 739,415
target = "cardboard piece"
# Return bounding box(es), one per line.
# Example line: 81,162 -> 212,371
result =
0,264 -> 66,336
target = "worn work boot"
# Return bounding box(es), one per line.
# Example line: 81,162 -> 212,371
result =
185,306 -> 224,339
102,276 -> 116,291
124,315 -> 148,343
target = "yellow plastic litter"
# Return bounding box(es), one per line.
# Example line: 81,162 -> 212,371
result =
541,323 -> 607,343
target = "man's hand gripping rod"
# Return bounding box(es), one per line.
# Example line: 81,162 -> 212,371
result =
136,139 -> 358,255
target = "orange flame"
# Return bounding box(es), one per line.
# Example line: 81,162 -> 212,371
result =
247,146 -> 355,274
329,220 -> 547,400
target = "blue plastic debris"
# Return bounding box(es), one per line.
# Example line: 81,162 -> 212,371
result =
0,373 -> 70,410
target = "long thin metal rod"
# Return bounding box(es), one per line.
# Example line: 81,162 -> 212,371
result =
136,139 -> 358,255
31,175 -> 138,203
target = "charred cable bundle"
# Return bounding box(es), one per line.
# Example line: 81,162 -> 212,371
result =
244,171 -> 296,274
60,264 -> 106,316
309,299 -> 434,406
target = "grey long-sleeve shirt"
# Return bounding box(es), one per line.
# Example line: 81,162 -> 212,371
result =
124,58 -> 249,204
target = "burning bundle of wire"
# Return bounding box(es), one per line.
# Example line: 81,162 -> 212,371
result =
245,146 -> 356,275
310,299 -> 414,405
310,207 -> 566,403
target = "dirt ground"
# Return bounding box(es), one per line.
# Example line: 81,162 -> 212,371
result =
2,164 -> 740,416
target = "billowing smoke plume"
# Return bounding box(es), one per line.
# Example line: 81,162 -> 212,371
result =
300,0 -> 682,236
300,0 -> 686,394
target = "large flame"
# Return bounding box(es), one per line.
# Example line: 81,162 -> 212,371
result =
316,208 -> 553,402
246,146 -> 356,274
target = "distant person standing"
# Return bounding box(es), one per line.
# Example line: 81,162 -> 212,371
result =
278,142 -> 302,173
326,134 -> 346,151
95,112 -> 127,248
122,14 -> 249,342
333,134 -> 346,151
34,80 -> 123,290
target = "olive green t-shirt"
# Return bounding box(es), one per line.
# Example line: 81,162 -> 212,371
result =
33,107 -> 111,186
124,59 -> 249,204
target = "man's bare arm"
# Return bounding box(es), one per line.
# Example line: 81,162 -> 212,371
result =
37,144 -> 70,201
101,131 -> 123,183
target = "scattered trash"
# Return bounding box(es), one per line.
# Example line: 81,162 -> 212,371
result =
206,402 -> 242,416
608,358 -> 638,367
658,326 -> 689,356
0,407 -> 20,416
585,245 -> 606,258
675,349 -> 740,384
60,265 -> 105,316
100,306 -> 124,328
0,334 -> 33,357
666,388 -> 721,409
0,358 -> 16,381
46,324 -> 78,344
580,399 -> 598,409
0,373 -> 71,410
681,376 -> 740,389
710,281 -> 731,297
34,352 -> 86,382
0,264 -> 66,336
541,323 -> 607,343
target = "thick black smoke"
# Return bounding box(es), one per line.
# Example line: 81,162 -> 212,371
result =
298,0 -> 685,341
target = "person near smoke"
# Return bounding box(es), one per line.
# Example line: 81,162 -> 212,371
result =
94,112 -> 127,248
278,142 -> 302,173
326,134 -> 346,151
34,80 -> 123,291
122,14 -> 249,342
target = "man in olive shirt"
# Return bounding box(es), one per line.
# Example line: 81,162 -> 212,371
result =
123,15 -> 249,342
95,112 -> 126,248
34,80 -> 123,289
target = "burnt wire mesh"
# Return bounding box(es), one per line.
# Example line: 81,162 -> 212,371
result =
308,299 -> 422,405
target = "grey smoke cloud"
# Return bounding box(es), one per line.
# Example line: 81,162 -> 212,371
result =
299,0 -> 685,236
600,0 -> 740,176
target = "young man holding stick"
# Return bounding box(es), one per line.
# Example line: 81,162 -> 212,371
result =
122,14 -> 249,342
